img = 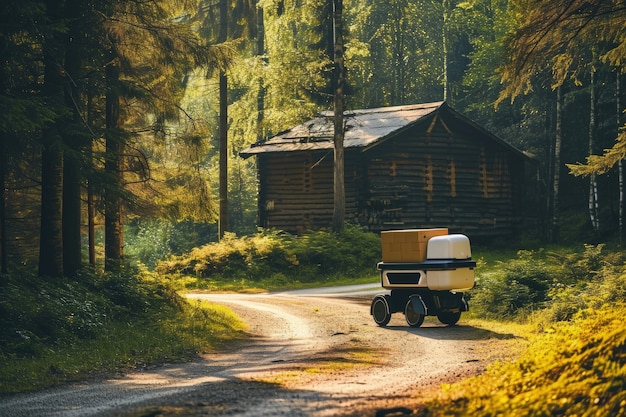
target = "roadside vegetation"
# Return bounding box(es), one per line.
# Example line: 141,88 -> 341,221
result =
0,269 -> 247,394
420,243 -> 626,416
0,225 -> 379,394
154,225 -> 382,290
2,226 -> 625,417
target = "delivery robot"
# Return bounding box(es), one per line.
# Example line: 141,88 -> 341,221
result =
371,229 -> 476,327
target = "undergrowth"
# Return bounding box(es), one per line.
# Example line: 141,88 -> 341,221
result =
0,268 -> 246,394
155,225 -> 381,289
3,228 -> 626,410
469,244 -> 626,322
420,304 -> 626,416
417,243 -> 626,416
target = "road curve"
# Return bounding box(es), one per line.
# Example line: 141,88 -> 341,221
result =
0,285 -> 518,417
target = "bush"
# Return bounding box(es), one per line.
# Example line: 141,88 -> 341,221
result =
156,225 -> 381,286
426,304 -> 626,417
0,267 -> 186,359
470,250 -> 553,318
471,244 -> 626,323
0,266 -> 247,393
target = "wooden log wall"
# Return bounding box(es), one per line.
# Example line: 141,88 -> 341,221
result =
256,113 -> 525,240
360,116 -> 524,239
258,151 -> 361,234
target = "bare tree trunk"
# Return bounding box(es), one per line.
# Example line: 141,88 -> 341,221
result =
104,58 -> 124,271
88,171 -> 96,266
0,137 -> 7,275
0,40 -> 7,275
550,86 -> 562,243
391,1 -> 404,104
588,65 -> 600,233
256,2 -> 266,141
618,73 -> 624,244
87,93 -> 96,267
39,0 -> 65,278
39,132 -> 65,277
63,145 -> 81,276
218,0 -> 229,239
332,0 -> 345,233
62,2 -> 83,277
442,0 -> 449,102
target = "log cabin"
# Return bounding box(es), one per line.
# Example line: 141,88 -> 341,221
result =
240,101 -> 529,239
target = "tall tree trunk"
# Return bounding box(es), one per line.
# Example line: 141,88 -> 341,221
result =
0,55 -> 7,275
550,87 -> 562,243
618,73 -> 624,244
588,65 -> 600,233
218,0 -> 229,239
0,136 -> 7,275
219,73 -> 228,239
62,1 -> 83,277
63,144 -> 81,276
104,58 -> 124,271
39,134 -> 65,277
256,2 -> 266,142
442,0 -> 449,102
391,2 -> 404,105
332,0 -> 345,233
88,167 -> 96,266
39,0 -> 66,278
87,92 -> 96,266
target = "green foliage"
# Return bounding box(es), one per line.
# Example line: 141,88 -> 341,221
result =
469,249 -> 554,318
422,245 -> 626,416
0,266 -> 246,393
471,244 -> 626,322
124,219 -> 217,269
156,225 -> 381,287
422,304 -> 626,417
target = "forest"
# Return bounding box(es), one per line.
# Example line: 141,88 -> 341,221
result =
1,1 -> 626,413
1,0 -> 625,274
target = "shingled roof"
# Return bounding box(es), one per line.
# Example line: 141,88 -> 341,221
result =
240,101 -> 527,158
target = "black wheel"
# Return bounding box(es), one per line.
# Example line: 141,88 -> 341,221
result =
404,299 -> 424,327
437,311 -> 461,326
371,296 -> 391,326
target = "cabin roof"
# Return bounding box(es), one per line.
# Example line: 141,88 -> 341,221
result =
240,101 -> 527,158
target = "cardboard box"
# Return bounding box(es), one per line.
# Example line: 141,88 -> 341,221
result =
381,228 -> 448,262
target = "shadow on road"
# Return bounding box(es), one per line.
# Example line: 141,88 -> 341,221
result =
383,322 -> 519,341
115,376 -> 416,417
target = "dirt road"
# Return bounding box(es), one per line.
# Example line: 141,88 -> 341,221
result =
0,285 -> 521,417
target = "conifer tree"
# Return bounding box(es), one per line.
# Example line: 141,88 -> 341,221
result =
332,0 -> 345,232
499,0 -> 626,238
39,0 -> 67,277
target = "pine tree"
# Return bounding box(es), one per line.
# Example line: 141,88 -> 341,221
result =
38,0 -> 67,278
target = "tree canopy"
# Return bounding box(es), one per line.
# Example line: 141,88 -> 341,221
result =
2,0 -> 626,275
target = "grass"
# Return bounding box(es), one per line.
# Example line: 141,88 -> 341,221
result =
418,304 -> 626,416
3,232 -> 625,415
0,300 -> 247,394
167,271 -> 380,293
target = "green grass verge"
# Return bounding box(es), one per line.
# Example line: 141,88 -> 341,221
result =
418,304 -> 626,416
0,300 -> 246,394
167,271 -> 380,292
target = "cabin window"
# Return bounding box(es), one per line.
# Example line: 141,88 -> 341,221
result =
425,156 -> 433,202
480,146 -> 488,198
303,158 -> 312,192
449,159 -> 457,198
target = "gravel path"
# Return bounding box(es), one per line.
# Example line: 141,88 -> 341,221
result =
0,286 -> 522,417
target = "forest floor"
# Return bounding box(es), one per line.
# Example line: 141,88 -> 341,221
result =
0,286 -> 526,417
